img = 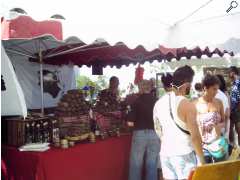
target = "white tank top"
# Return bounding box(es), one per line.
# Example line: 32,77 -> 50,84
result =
159,92 -> 193,156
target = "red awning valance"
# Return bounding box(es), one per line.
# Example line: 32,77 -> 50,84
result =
38,40 -> 234,68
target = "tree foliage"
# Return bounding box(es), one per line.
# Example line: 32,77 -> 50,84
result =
76,75 -> 108,93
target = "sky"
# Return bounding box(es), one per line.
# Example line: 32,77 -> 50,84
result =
1,0 -> 240,92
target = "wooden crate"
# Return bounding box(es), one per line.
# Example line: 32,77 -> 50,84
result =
57,114 -> 90,138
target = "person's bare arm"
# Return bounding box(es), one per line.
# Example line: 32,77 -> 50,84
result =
127,121 -> 134,127
126,102 -> 137,127
182,100 -> 205,165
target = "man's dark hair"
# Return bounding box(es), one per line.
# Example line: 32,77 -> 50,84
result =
202,74 -> 220,89
172,65 -> 195,87
194,83 -> 203,92
110,76 -> 119,83
216,74 -> 227,92
230,66 -> 239,75
161,73 -> 173,89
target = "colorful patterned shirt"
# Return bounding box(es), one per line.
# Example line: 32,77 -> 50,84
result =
230,77 -> 240,112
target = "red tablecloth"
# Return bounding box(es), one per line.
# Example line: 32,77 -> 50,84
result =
2,135 -> 132,180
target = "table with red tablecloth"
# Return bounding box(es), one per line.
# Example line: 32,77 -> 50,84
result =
2,135 -> 132,180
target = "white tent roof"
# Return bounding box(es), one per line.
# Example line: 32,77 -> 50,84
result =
1,0 -> 239,50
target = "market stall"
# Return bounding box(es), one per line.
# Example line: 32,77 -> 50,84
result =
2,13 -> 239,180
1,15 -> 132,180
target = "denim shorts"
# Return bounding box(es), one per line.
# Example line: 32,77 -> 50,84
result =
161,151 -> 197,179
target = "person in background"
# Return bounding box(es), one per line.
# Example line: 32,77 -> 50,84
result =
154,65 -> 205,180
229,66 -> 240,146
127,80 -> 160,180
194,74 -> 225,163
194,83 -> 203,99
215,74 -> 230,142
98,76 -> 120,100
161,73 -> 173,93
150,78 -> 157,98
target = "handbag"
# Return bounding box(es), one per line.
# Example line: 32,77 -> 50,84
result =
205,136 -> 228,159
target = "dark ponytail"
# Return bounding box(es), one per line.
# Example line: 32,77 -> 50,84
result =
161,73 -> 173,89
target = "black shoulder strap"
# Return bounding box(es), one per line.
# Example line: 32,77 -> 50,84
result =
169,94 -> 190,135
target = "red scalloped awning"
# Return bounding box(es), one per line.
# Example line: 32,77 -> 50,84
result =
1,16 -> 63,40
38,41 -> 234,68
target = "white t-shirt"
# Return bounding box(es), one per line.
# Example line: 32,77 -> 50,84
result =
215,89 -> 230,139
215,90 -> 229,113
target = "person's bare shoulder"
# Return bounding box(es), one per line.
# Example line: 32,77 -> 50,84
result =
178,99 -> 196,120
182,99 -> 196,110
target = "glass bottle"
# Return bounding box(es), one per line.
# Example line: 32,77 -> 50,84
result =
43,122 -> 50,143
35,123 -> 41,143
30,122 -> 35,143
95,123 -> 100,136
25,123 -> 32,144
52,120 -> 60,143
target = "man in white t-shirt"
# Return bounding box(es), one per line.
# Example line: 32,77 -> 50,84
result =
215,75 -> 231,142
215,90 -> 229,112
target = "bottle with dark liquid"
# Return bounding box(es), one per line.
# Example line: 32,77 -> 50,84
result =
43,122 -> 50,143
25,123 -> 32,144
90,119 -> 96,133
35,123 -> 42,143
30,122 -> 35,143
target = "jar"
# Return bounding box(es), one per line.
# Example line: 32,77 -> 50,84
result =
116,128 -> 120,137
61,139 -> 69,149
69,141 -> 75,147
89,132 -> 96,143
54,138 -> 60,148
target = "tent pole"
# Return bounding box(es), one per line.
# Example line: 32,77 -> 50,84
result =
39,51 -> 44,117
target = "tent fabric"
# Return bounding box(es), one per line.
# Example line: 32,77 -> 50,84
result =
2,35 -> 67,59
1,15 -> 63,40
39,40 -> 234,68
2,35 -> 81,109
2,35 -> 85,59
163,57 -> 240,70
1,46 -> 27,118
9,54 -> 76,109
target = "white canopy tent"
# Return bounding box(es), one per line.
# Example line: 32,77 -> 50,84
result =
2,35 -> 79,113
2,0 -> 240,49
1,46 -> 27,118
1,0 -> 239,100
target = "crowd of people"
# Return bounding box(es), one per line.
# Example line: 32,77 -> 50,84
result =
126,66 -> 240,180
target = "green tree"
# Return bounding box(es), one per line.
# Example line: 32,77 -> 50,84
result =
76,75 -> 109,96
76,75 -> 95,89
94,75 -> 108,91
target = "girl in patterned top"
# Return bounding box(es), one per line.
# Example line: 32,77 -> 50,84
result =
194,74 -> 225,163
